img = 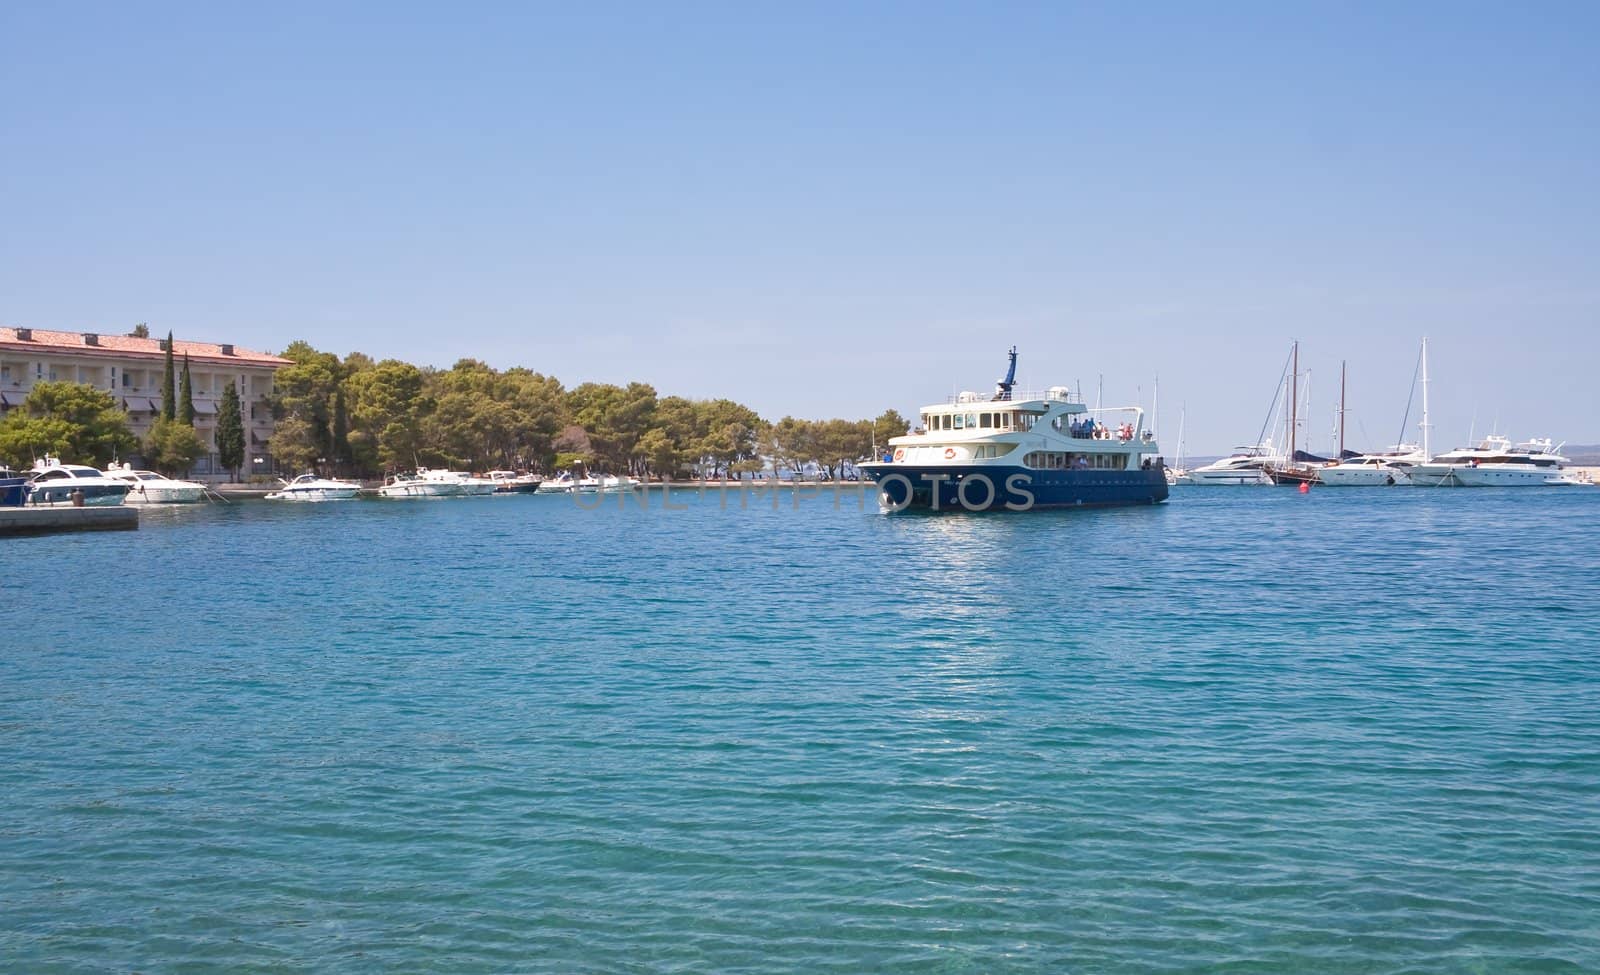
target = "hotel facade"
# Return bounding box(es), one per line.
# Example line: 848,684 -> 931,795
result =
0,326 -> 290,480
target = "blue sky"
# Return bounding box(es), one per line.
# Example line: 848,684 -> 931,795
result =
3,2 -> 1596,454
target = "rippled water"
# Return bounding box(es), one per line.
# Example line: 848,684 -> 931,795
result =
4,486 -> 1599,972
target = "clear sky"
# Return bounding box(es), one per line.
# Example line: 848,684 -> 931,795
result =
3,1 -> 1596,454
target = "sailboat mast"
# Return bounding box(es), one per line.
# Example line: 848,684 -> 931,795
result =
1420,337 -> 1432,458
1339,360 -> 1346,457
1289,341 -> 1299,460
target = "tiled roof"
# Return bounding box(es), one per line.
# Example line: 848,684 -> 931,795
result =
0,327 -> 291,367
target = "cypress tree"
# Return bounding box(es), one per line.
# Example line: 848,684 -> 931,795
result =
331,387 -> 351,472
179,355 -> 195,426
216,381 -> 245,481
161,331 -> 176,421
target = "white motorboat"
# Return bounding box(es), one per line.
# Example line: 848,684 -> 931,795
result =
106,464 -> 207,503
265,472 -> 362,501
535,472 -> 577,494
377,472 -> 464,498
486,470 -> 543,494
1188,445 -> 1275,485
416,468 -> 496,496
24,459 -> 133,506
593,474 -> 642,493
1409,436 -> 1570,487
1316,446 -> 1427,486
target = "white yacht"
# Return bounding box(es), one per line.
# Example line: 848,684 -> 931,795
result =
1315,446 -> 1427,486
416,468 -> 496,496
1408,436 -> 1569,487
265,472 -> 362,501
377,472 -> 463,498
106,464 -> 207,503
486,470 -> 543,494
536,472 -> 577,494
1188,445 -> 1275,486
24,459 -> 133,506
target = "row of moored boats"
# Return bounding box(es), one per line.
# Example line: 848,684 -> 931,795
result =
0,459 -> 209,507
1170,339 -> 1592,488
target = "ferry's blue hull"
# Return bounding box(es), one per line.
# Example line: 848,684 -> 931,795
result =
862,464 -> 1168,512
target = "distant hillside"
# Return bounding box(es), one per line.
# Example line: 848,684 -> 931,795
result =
1566,444 -> 1600,465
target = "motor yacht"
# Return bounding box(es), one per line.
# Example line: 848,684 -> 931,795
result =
1188,446 -> 1275,486
1315,446 -> 1427,486
535,472 -> 577,494
858,348 -> 1168,511
1408,436 -> 1570,487
24,459 -> 133,506
416,468 -> 496,496
265,473 -> 362,501
486,470 -> 544,494
106,464 -> 207,503
377,472 -> 464,498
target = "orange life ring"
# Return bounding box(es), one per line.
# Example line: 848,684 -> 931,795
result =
943,447 -> 957,460
893,448 -> 905,462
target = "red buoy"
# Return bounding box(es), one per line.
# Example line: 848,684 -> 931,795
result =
1298,481 -> 1310,494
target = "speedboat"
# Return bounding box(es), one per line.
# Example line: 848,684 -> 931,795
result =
592,474 -> 641,493
536,472 -> 577,494
265,472 -> 362,501
416,468 -> 496,496
486,470 -> 544,494
1408,436 -> 1569,487
24,459 -> 133,506
1188,445 -> 1275,485
1315,445 -> 1427,486
377,471 -> 463,498
106,464 -> 207,503
858,347 -> 1168,511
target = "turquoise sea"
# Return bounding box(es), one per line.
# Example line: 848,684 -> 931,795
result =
3,486 -> 1599,973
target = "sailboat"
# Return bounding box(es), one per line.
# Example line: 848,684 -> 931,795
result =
1263,342 -> 1326,486
1164,405 -> 1193,485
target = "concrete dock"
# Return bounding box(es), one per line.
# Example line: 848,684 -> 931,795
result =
0,506 -> 138,536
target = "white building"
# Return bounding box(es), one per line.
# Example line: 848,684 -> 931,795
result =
0,326 -> 290,480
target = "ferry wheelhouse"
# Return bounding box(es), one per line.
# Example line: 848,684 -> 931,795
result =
859,349 -> 1168,511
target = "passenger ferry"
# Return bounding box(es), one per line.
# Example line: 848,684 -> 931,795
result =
859,349 -> 1168,511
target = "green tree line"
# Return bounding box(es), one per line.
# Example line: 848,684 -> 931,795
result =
267,341 -> 909,479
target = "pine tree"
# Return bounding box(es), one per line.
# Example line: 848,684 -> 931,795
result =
179,355 -> 195,426
216,381 -> 245,481
161,331 -> 176,421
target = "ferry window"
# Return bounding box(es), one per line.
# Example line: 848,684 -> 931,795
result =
966,414 -> 977,429
953,414 -> 964,430
979,413 -> 992,429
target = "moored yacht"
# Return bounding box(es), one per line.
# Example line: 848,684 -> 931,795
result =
24,459 -> 134,506
1188,446 -> 1275,485
1408,436 -> 1569,487
416,468 -> 496,496
486,470 -> 544,494
535,472 -> 577,494
858,348 -> 1168,511
1316,446 -> 1426,486
265,472 -> 362,501
106,464 -> 207,503
377,471 -> 464,498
